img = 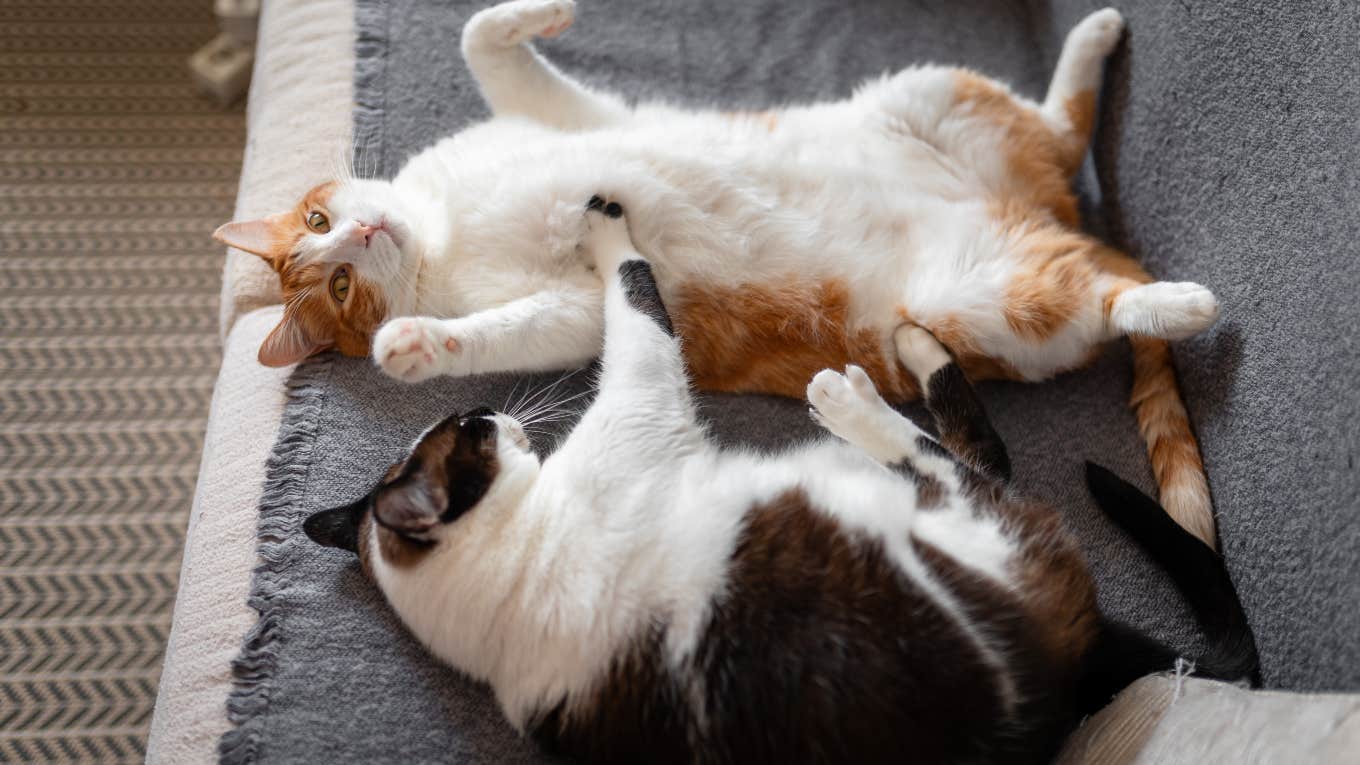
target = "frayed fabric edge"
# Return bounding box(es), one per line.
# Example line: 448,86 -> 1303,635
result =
218,356 -> 335,765
220,0 -> 388,755
352,0 -> 391,180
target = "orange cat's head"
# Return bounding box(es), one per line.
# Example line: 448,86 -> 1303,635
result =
214,180 -> 417,367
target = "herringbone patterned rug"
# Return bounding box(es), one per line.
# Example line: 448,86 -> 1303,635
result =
0,1 -> 244,761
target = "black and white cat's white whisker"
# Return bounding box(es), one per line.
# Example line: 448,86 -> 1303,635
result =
505,374 -> 552,422
513,385 -> 593,427
506,368 -> 579,421
519,410 -> 582,430
502,376 -> 527,417
520,375 -> 589,415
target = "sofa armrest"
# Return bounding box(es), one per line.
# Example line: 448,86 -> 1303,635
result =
218,0 -> 355,338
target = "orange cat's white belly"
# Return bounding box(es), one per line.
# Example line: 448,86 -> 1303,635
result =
409,117 -> 1092,395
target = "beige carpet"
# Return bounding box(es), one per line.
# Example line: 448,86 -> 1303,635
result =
0,1 -> 245,761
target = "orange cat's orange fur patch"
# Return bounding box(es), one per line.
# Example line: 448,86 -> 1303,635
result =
264,260 -> 386,361
951,72 -> 1080,226
1129,336 -> 1216,548
674,279 -> 913,402
256,181 -> 338,272
250,181 -> 388,364
1093,244 -> 1156,319
999,225 -> 1096,342
1063,90 -> 1097,150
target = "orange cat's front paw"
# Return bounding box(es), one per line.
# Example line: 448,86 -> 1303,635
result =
373,317 -> 459,383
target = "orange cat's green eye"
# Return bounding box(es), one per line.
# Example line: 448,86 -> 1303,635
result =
307,211 -> 330,233
329,268 -> 350,303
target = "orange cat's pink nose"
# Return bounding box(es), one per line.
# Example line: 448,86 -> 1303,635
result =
354,219 -> 390,247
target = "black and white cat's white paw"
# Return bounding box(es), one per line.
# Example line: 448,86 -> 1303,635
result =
373,316 -> 459,383
584,197 -> 675,336
808,366 -> 915,461
464,0 -> 575,51
582,196 -> 636,272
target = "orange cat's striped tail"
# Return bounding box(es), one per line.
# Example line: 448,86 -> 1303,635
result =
1128,336 -> 1217,550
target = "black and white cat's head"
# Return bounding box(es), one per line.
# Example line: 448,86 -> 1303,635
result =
303,407 -> 539,566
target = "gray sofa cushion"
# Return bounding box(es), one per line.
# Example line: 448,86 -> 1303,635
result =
1032,0 -> 1360,691
221,0 -> 1359,762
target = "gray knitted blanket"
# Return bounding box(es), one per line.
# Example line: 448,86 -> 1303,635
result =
221,0 -> 1360,761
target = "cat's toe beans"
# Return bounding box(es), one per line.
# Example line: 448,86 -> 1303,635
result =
809,369 -> 878,425
808,368 -> 849,406
582,200 -> 634,265
374,319 -> 454,382
585,196 -> 625,220
844,365 -> 878,397
470,0 -> 575,48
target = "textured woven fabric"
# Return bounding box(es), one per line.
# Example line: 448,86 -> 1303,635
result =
144,310 -> 293,765
217,0 -> 1359,761
222,1 -> 1197,762
1059,675 -> 1360,764
0,1 -> 243,761
144,0 -> 357,761
1036,0 -> 1360,692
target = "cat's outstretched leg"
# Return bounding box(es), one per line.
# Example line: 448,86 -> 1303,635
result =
1041,8 -> 1124,168
462,0 -> 630,130
578,197 -> 701,437
895,326 -> 1011,483
373,287 -> 603,382
807,364 -> 943,468
809,327 -> 1010,485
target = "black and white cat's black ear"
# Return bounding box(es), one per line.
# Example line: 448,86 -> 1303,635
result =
373,475 -> 446,536
303,497 -> 369,554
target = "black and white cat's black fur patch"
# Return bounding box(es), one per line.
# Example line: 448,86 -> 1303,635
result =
305,199 -> 1257,764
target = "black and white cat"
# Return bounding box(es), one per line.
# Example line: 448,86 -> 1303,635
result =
304,200 -> 1256,764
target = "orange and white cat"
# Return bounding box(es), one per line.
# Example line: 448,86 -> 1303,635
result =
215,1 -> 1221,545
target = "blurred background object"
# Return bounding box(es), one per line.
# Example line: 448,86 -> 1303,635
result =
188,0 -> 258,104
0,0 -> 245,761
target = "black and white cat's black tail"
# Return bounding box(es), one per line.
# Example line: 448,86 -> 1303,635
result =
1078,462 -> 1260,712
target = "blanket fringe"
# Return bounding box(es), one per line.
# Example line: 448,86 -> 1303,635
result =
219,356 -> 334,765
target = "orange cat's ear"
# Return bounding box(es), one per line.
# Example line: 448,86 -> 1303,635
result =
258,314 -> 327,367
214,217 -> 286,264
